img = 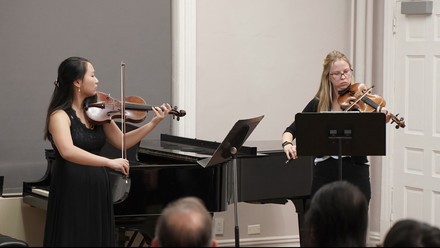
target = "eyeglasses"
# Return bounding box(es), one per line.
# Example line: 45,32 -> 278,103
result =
330,68 -> 353,79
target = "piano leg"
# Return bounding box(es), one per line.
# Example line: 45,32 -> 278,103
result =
291,197 -> 311,247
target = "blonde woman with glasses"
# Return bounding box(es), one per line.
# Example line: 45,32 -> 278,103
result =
281,50 -> 390,205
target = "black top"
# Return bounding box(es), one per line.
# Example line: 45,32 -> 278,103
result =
284,98 -> 319,139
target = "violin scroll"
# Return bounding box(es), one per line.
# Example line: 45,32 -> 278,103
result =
170,106 -> 186,121
390,113 -> 405,129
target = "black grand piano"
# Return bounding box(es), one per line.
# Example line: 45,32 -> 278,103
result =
23,134 -> 312,246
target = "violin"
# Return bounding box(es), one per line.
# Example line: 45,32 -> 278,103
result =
84,91 -> 186,124
337,83 -> 406,129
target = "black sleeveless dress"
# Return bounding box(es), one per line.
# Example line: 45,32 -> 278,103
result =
43,107 -> 115,247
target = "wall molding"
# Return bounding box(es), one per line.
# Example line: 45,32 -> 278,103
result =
369,231 -> 383,247
216,232 -> 381,247
379,0 -> 396,237
352,0 -> 374,84
216,235 -> 299,247
171,0 -> 197,138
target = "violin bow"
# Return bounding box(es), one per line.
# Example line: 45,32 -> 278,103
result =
121,62 -> 128,176
108,61 -> 131,205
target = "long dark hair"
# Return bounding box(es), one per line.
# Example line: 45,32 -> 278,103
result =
44,57 -> 90,140
383,219 -> 440,247
304,180 -> 368,247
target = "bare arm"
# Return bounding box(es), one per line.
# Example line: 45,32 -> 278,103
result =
104,103 -> 172,149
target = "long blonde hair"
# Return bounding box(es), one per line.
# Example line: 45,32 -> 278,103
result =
314,50 -> 353,112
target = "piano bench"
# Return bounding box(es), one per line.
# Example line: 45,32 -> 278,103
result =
0,234 -> 28,247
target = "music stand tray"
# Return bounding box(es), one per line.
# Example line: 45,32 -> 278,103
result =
295,112 -> 386,180
197,115 -> 264,168
295,112 -> 386,156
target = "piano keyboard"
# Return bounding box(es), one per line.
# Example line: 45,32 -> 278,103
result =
31,188 -> 49,197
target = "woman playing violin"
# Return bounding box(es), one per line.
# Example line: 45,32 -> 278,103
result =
281,50 -> 390,205
43,56 -> 171,246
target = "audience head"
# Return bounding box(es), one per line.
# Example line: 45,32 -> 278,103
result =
304,180 -> 368,247
382,219 -> 440,247
151,196 -> 217,247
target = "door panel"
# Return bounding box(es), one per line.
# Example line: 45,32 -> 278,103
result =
393,0 -> 440,226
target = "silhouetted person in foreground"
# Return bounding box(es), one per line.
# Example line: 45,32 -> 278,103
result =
151,196 -> 218,247
382,218 -> 440,247
303,180 -> 368,247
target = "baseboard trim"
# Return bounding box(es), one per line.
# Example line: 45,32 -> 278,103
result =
216,235 -> 300,247
368,231 -> 382,247
215,231 -> 383,247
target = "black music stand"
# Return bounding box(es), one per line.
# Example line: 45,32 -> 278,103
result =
198,115 -> 264,247
295,112 -> 385,180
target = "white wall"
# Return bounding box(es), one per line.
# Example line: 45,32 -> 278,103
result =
191,0 -> 359,246
195,0 -> 353,142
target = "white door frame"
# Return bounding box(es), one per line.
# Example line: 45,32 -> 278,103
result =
380,0 -> 397,237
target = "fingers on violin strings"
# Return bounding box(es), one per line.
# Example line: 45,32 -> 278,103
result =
161,103 -> 171,111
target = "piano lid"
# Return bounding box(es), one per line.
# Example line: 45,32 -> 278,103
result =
138,134 -> 261,165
